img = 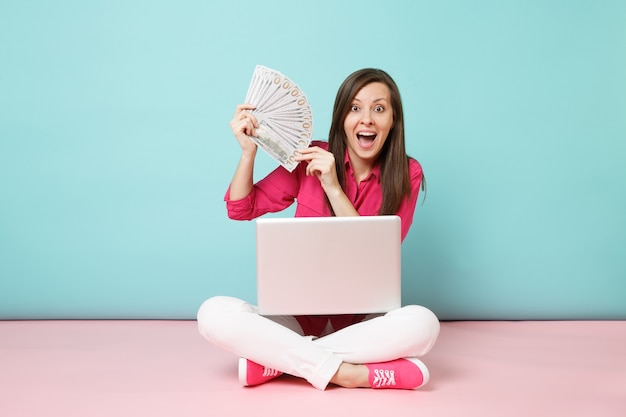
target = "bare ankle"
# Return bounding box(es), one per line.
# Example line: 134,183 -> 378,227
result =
330,363 -> 369,388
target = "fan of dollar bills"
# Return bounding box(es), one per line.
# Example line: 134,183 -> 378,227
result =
244,65 -> 313,172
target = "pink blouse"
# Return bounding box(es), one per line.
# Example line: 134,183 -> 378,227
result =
224,141 -> 423,242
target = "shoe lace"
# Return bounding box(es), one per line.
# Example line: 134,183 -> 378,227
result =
262,367 -> 281,378
372,369 -> 396,387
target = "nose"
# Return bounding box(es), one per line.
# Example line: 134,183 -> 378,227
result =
360,110 -> 373,125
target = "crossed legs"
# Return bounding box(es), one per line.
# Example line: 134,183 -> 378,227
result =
197,296 -> 440,390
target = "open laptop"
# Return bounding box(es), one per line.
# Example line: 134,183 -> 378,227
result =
255,215 -> 402,315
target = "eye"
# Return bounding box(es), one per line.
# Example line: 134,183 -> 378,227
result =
374,105 -> 385,112
350,105 -> 360,112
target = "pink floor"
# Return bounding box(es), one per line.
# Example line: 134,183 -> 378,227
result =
1,320 -> 625,417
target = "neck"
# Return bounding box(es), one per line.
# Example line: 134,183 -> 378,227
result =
347,151 -> 375,184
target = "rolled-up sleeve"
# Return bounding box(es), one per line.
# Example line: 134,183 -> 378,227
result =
224,165 -> 301,220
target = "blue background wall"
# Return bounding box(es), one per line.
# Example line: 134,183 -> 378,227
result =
1,0 -> 625,320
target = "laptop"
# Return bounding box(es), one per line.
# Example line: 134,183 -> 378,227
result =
255,215 -> 402,315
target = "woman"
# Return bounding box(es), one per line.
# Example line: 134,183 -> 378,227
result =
197,68 -> 440,390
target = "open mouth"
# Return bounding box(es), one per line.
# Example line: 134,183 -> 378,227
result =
356,132 -> 377,148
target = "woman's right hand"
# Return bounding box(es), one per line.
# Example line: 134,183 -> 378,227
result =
230,104 -> 259,155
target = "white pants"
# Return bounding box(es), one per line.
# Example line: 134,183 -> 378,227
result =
197,296 -> 440,390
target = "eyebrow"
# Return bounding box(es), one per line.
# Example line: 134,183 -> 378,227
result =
352,97 -> 390,103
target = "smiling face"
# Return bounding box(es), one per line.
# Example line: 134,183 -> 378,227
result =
343,82 -> 394,171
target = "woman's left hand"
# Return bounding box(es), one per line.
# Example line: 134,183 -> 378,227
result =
294,146 -> 340,192
296,146 -> 359,217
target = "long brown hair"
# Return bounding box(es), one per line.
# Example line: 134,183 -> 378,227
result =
327,68 -> 412,215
